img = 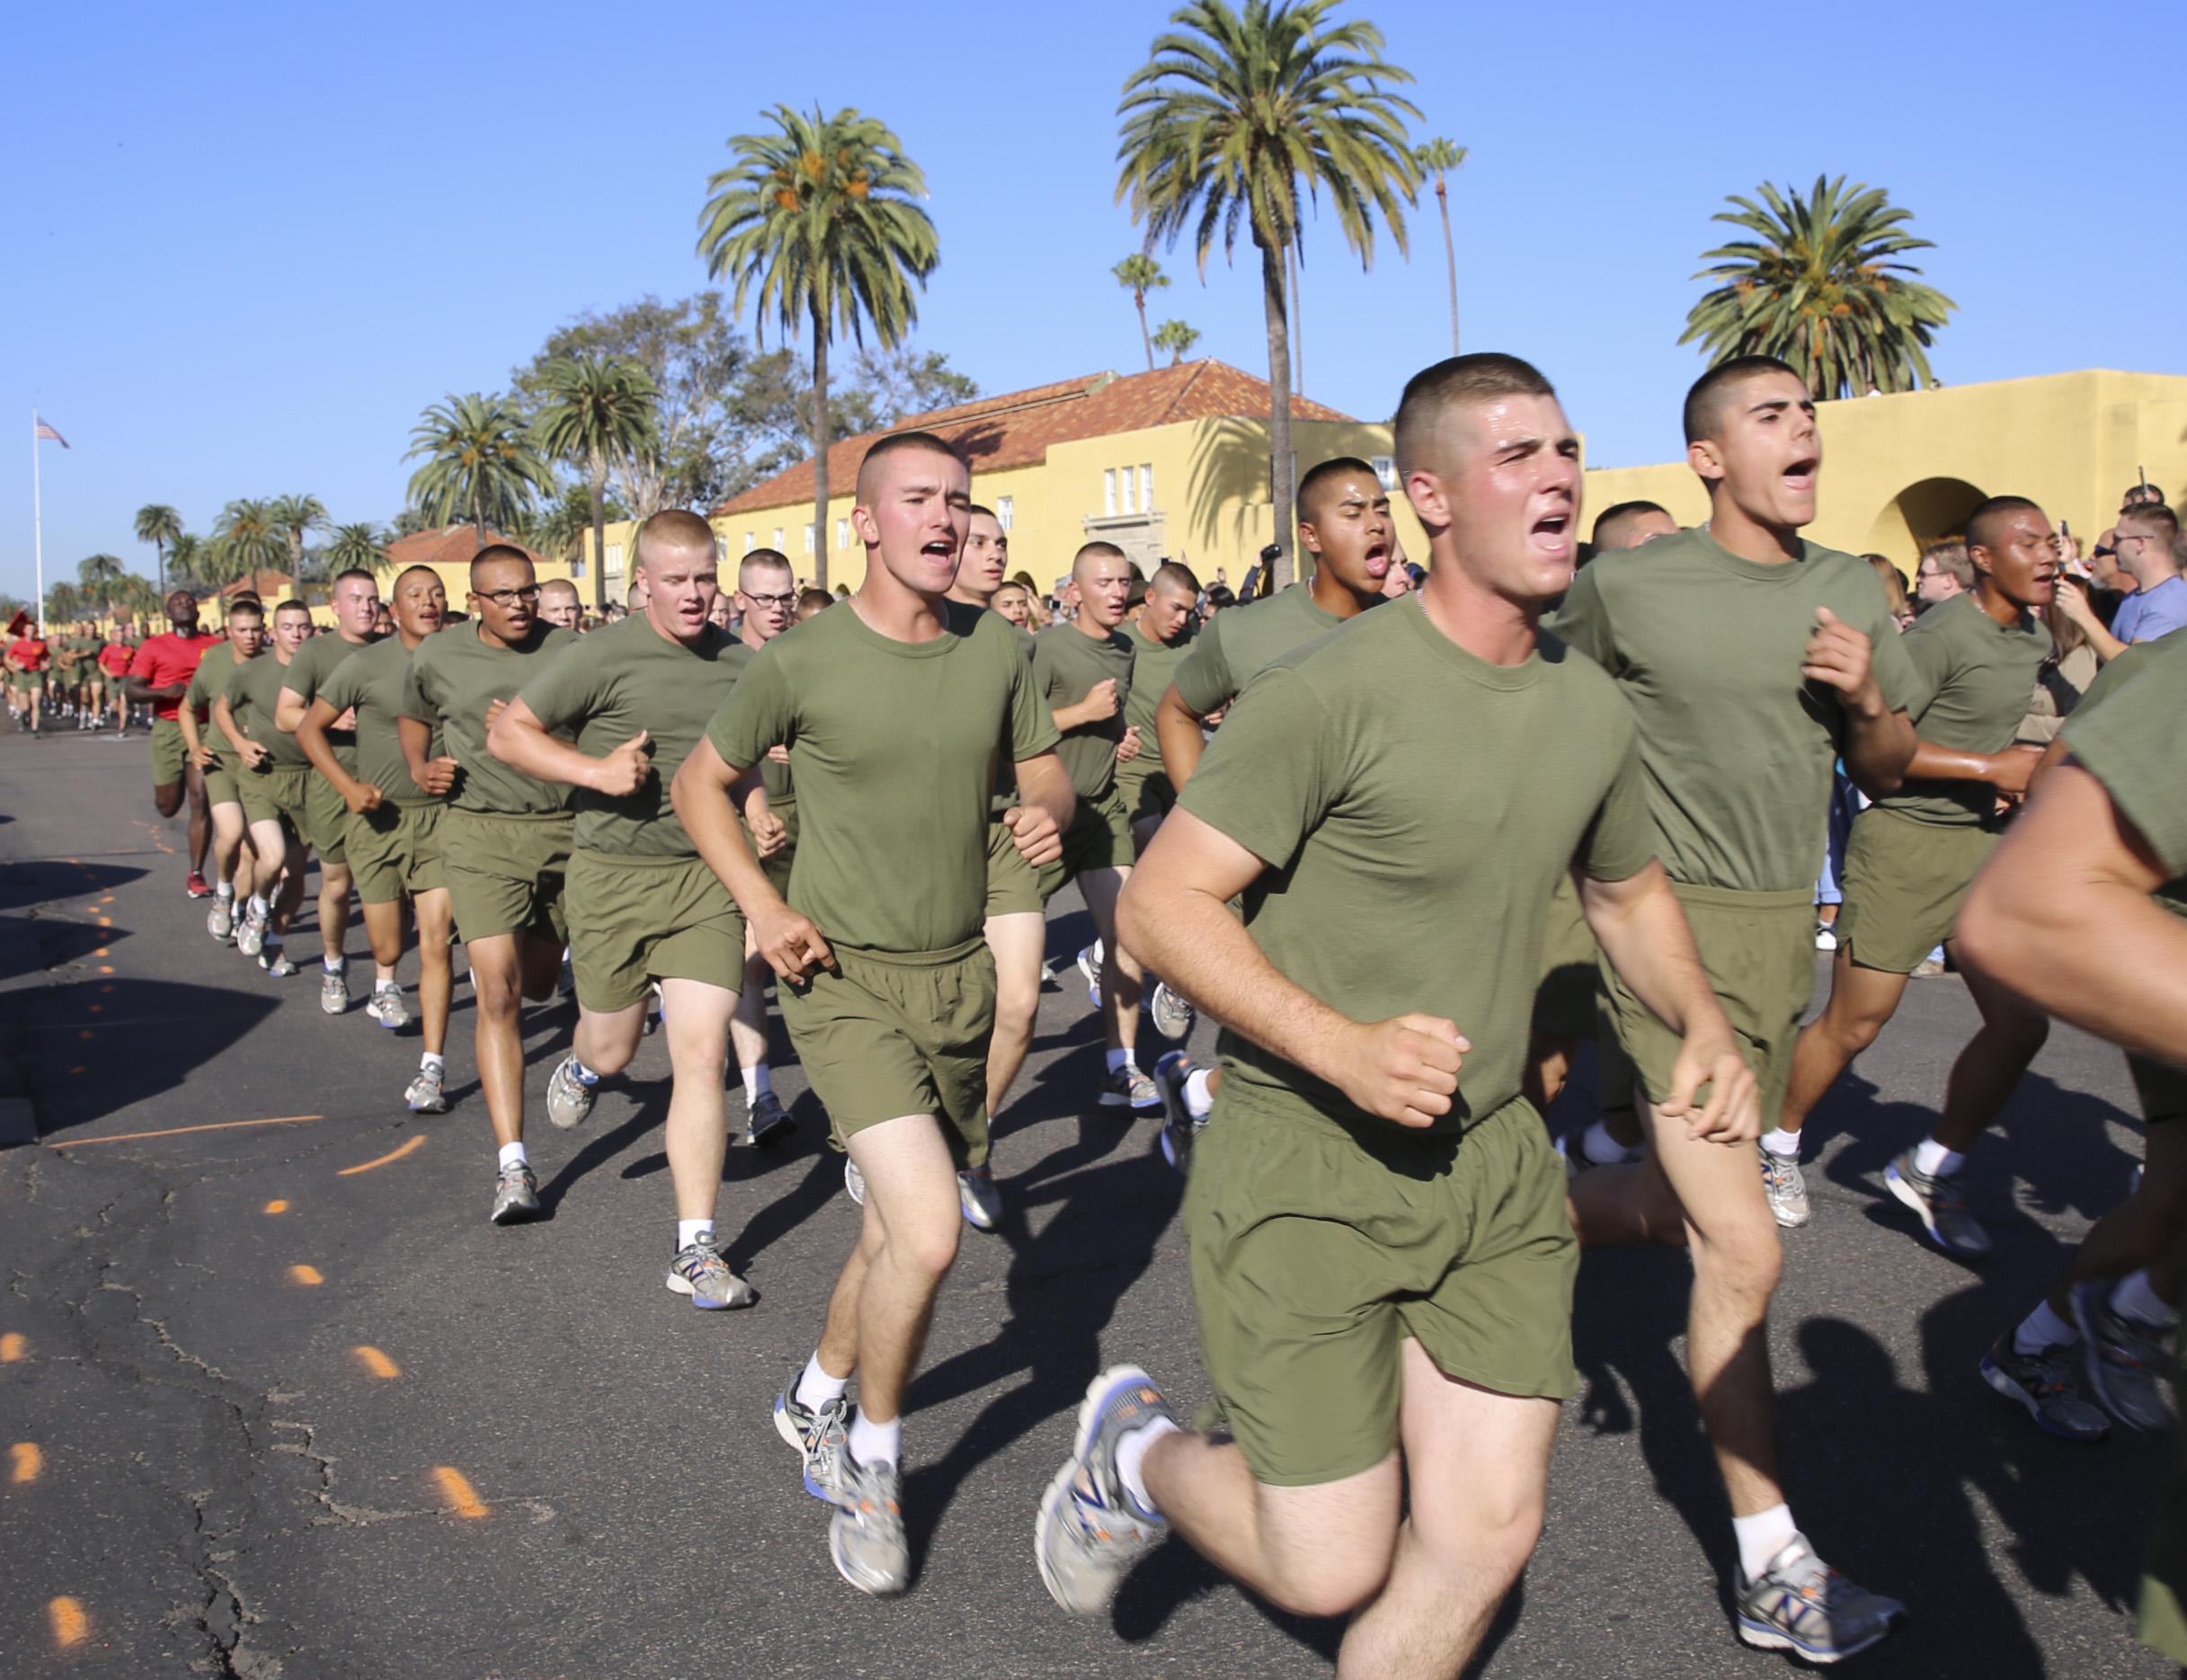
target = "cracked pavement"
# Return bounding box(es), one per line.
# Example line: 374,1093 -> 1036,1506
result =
2,726 -> 2179,1678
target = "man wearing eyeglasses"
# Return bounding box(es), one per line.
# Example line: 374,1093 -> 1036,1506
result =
2061,503 -> 2187,662
400,547 -> 579,1223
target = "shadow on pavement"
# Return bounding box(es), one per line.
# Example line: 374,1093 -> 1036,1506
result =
12,976 -> 279,1135
0,914 -> 113,982
0,858 -> 146,911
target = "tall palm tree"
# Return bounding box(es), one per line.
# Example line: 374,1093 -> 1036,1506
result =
532,355 -> 661,609
698,104 -> 940,591
77,553 -> 127,615
1112,253 -> 1170,371
165,533 -> 209,596
1415,137 -> 1466,354
1118,0 -> 1419,588
323,523 -> 392,580
268,494 -> 328,583
1152,320 -> 1203,365
405,393 -> 556,554
211,499 -> 289,592
133,504 -> 182,598
1681,175 -> 1958,400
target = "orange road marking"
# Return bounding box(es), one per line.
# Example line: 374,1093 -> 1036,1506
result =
353,1347 -> 400,1379
12,1443 -> 43,1483
78,1031 -> 92,1041
264,1199 -> 289,1213
68,1067 -> 85,1076
0,1334 -> 25,1362
337,1134 -> 425,1176
432,1467 -> 488,1518
47,1115 -> 325,1148
289,1265 -> 323,1286
97,965 -> 112,974
93,948 -> 108,958
49,1596 -> 87,1647
87,1006 -> 101,1014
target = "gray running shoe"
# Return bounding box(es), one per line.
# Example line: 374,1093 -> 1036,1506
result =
958,1164 -> 1001,1231
260,947 -> 298,978
405,1063 -> 448,1114
1154,1051 -> 1204,1175
544,1055 -> 595,1130
1077,943 -> 1102,1009
797,1394 -> 852,1504
1149,980 -> 1195,1041
665,1236 -> 756,1310
829,1448 -> 910,1596
1036,1364 -> 1174,1615
1885,1149 -> 1991,1258
1979,1332 -> 2109,1441
489,1161 -> 539,1225
1734,1533 -> 1904,1663
318,964 -> 348,1014
207,895 -> 236,944
235,901 -> 265,958
1099,1065 -> 1160,1112
1763,1149 -> 1811,1229
2070,1278 -> 2174,1432
844,1159 -> 866,1205
743,1089 -> 794,1147
366,981 -> 409,1031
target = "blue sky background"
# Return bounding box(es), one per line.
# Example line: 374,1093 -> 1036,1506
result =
4,0 -> 2181,604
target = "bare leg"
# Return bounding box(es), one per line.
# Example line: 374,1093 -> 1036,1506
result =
824,1114 -> 962,1422
657,977 -> 736,1225
208,802 -> 249,894
1931,952 -> 2049,1156
1080,867 -> 1140,1057
360,898 -> 406,985
467,934 -> 529,1149
2049,1123 -> 2187,1313
317,860 -> 354,968
731,940 -> 771,1089
1779,949 -> 1909,1138
982,911 -> 1045,1120
413,887 -> 453,1059
573,999 -> 646,1077
184,761 -> 211,876
1525,1034 -> 1578,1115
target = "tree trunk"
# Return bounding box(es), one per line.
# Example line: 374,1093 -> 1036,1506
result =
156,540 -> 166,600
1259,237 -> 1295,591
588,460 -> 608,614
1287,244 -> 1302,396
1135,291 -> 1154,373
811,305 -> 831,593
1437,179 -> 1459,356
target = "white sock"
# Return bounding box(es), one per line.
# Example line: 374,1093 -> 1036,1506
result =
1760,1127 -> 1800,1159
497,1142 -> 528,1170
1115,1416 -> 1179,1519
375,965 -> 398,986
742,1063 -> 772,1102
795,1351 -> 849,1412
2014,1300 -> 2078,1356
248,894 -> 269,919
216,882 -> 236,901
1913,1136 -> 1964,1178
568,1057 -> 600,1086
848,1408 -> 902,1471
2113,1268 -> 2179,1329
1582,1119 -> 1632,1166
1183,1069 -> 1215,1119
1091,938 -> 1106,966
1106,1048 -> 1138,1074
1733,1504 -> 1798,1581
677,1219 -> 714,1251
324,955 -> 345,973
421,1053 -> 444,1074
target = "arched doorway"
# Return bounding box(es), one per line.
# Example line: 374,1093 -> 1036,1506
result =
1861,477 -> 1987,572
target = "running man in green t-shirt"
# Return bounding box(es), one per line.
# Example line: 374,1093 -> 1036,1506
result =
219,601 -> 319,974
1116,561 -> 1202,1046
676,431 -> 1071,1598
1776,495 -> 2061,1248
182,598 -> 267,941
1035,353 -> 1751,1673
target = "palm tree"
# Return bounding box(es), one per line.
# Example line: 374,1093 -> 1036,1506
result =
323,522 -> 392,580
165,533 -> 209,597
1112,254 -> 1170,371
133,504 -> 182,597
532,355 -> 661,609
1118,0 -> 1419,589
1681,175 -> 1959,400
47,582 -> 82,624
1152,320 -> 1203,365
405,393 -> 556,554
1415,137 -> 1466,354
77,553 -> 127,615
698,104 -> 940,591
268,494 -> 329,582
210,499 -> 289,592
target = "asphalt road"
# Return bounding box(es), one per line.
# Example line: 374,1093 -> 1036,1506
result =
1,723 -> 2177,1679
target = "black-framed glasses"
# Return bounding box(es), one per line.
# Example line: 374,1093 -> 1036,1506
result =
479,585 -> 544,606
742,591 -> 798,609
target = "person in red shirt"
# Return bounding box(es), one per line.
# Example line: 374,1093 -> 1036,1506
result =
127,591 -> 227,895
98,636 -> 138,731
4,615 -> 51,735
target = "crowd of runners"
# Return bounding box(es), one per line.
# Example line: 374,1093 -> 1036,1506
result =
40,349 -> 2187,1673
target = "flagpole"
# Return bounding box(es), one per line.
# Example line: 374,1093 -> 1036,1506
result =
32,410 -> 44,637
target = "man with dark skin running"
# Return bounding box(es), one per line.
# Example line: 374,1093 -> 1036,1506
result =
127,591 -> 227,894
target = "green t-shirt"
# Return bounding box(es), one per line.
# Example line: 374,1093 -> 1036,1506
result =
1172,582 -> 1372,716
517,612 -> 751,857
401,621 -> 577,818
2062,629 -> 2187,916
1119,618 -> 1197,778
1033,622 -> 1134,802
707,600 -> 1061,954
1182,597 -> 1655,1136
1550,527 -> 1918,894
280,632 -> 374,771
321,636 -> 436,805
187,644 -> 252,760
1880,591 -> 2052,825
226,652 -> 313,769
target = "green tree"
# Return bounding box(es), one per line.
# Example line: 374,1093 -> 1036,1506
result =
77,553 -> 128,615
1681,174 -> 1958,400
522,483 -> 629,571
133,503 -> 182,597
1152,319 -> 1202,365
210,499 -> 289,591
268,494 -> 329,582
164,533 -> 210,597
1112,253 -> 1170,371
1119,0 -> 1419,588
1415,137 -> 1466,354
698,104 -> 941,590
46,581 -> 82,623
405,393 -> 556,555
532,354 -> 662,609
324,522 -> 392,580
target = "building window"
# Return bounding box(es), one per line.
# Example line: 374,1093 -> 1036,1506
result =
997,496 -> 1014,530
1372,455 -> 1398,491
606,543 -> 626,574
570,557 -> 586,579
743,531 -> 756,553
804,523 -> 815,553
1123,467 -> 1138,515
771,528 -> 784,552
836,518 -> 849,550
1104,468 -> 1117,517
1140,464 -> 1154,511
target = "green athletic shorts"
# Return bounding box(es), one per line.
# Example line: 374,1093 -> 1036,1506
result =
305,769 -> 351,866
1114,765 -> 1177,830
11,669 -> 47,693
565,848 -> 745,1013
1187,1087 -> 1578,1487
985,815 -> 1045,919
1038,789 -> 1133,900
202,750 -> 244,810
755,796 -> 797,901
347,801 -> 446,905
238,764 -> 311,832
1602,881 -> 1816,1133
1532,872 -> 1601,1044
151,718 -> 191,787
1836,806 -> 1998,975
779,936 -> 995,1170
441,809 -> 573,944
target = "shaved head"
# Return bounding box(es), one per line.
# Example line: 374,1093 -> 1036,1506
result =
1683,355 -> 1800,446
635,509 -> 717,571
856,431 -> 965,504
1393,353 -> 1559,480
1072,541 -> 1127,581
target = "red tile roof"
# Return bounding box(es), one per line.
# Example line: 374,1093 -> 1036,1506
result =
714,360 -> 1355,515
387,527 -> 549,570
218,571 -> 296,602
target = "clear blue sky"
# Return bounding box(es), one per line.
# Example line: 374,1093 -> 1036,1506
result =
4,0 -> 2180,605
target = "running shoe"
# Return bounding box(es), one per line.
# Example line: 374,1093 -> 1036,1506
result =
2070,1278 -> 2173,1432
235,901 -> 266,960
1077,943 -> 1103,1009
665,1236 -> 756,1309
645,980 -> 662,1036
1763,1150 -> 1811,1229
958,1164 -> 1001,1231
318,964 -> 348,1015
1885,1149 -> 1990,1258
778,1386 -> 851,1502
1036,1364 -> 1174,1615
207,895 -> 236,944
186,870 -> 212,900
365,981 -> 409,1031
829,1447 -> 910,1596
1979,1332 -> 2109,1441
1734,1533 -> 1904,1663
744,1089 -> 794,1147
1154,1051 -> 1203,1175
405,1064 -> 448,1114
1149,980 -> 1195,1041
845,1159 -> 866,1205
489,1160 -> 539,1225
1099,1065 -> 1160,1112
544,1055 -> 595,1130
1814,923 -> 1837,952
259,947 -> 298,978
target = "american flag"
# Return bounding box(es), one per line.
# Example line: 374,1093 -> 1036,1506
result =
33,413 -> 67,449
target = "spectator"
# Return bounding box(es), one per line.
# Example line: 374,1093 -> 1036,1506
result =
2017,598 -> 2098,748
1593,499 -> 1681,552
795,587 -> 832,621
1201,583 -> 1236,618
1915,540 -> 1974,611
2059,504 -> 2187,662
1863,554 -> 1916,627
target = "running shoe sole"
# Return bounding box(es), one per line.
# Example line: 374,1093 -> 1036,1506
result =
1980,1350 -> 2108,1441
1884,1158 -> 1990,1258
1035,1364 -> 1168,1617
